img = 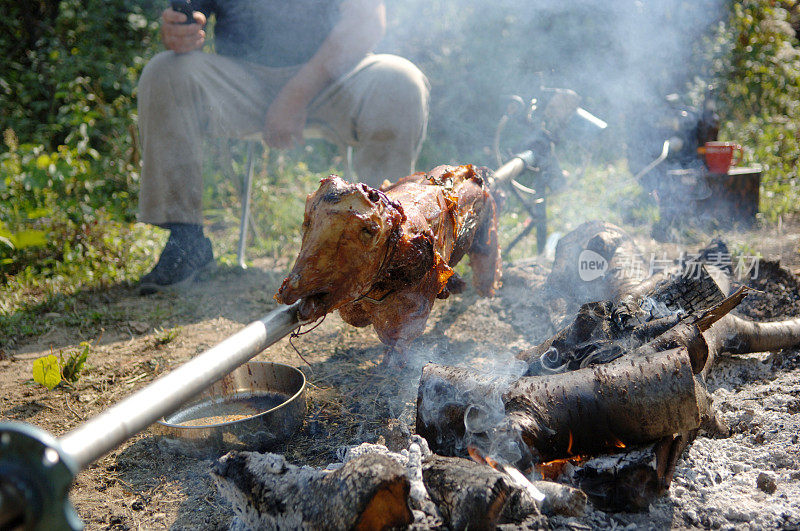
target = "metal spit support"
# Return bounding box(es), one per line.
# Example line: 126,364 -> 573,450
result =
491,149 -> 535,187
0,302 -> 302,530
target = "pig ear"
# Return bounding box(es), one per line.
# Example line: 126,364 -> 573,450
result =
358,184 -> 406,224
357,183 -> 381,203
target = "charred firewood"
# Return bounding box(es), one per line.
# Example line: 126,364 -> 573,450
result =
519,257 -> 800,381
544,220 -> 648,304
533,222 -> 800,376
632,285 -> 800,380
530,480 -> 587,517
416,347 -> 708,464
421,454 -> 546,529
212,452 -> 413,530
518,263 -> 730,375
562,433 -> 692,512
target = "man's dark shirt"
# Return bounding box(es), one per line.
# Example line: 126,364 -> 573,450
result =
193,0 -> 342,67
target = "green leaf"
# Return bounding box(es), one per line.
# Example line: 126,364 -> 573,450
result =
32,355 -> 62,390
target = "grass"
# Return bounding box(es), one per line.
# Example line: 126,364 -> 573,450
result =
498,158 -> 659,260
0,219 -> 161,349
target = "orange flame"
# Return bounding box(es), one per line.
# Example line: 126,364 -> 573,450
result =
484,455 -> 501,471
566,430 -> 574,455
536,456 -> 588,480
467,445 -> 487,465
611,435 -> 626,449
468,445 -> 503,472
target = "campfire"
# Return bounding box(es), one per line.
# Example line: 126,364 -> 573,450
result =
211,219 -> 800,529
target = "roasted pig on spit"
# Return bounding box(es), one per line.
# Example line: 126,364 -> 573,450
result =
276,164 -> 502,363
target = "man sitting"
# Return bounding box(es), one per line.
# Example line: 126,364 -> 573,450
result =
137,0 -> 430,294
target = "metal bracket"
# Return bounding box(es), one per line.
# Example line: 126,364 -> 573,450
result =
0,422 -> 81,530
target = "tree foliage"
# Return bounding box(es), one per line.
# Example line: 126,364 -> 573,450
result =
711,0 -> 800,220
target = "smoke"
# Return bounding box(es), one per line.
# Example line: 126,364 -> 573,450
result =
413,348 -> 533,466
381,0 -> 726,170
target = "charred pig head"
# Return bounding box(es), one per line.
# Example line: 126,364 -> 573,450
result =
276,176 -> 405,321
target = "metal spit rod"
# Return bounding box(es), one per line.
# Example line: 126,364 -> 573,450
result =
1,302 -> 302,529
60,301 -> 301,470
491,149 -> 534,188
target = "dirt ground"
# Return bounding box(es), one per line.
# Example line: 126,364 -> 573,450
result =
2,216 -> 800,530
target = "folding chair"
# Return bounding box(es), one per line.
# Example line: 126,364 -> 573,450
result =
236,136 -> 262,269
236,136 -> 352,269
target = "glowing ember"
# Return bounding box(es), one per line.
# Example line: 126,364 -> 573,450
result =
467,445 -> 487,465
536,457 -> 588,481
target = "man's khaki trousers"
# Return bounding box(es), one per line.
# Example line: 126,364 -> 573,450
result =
137,51 -> 430,225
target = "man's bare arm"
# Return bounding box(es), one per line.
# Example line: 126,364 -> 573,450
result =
263,0 -> 386,149
161,7 -> 207,54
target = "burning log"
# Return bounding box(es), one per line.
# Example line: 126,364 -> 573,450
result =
416,255 -> 800,459
212,452 -> 413,530
467,447 -> 588,518
563,433 -> 691,512
416,223 -> 800,513
417,347 -> 708,463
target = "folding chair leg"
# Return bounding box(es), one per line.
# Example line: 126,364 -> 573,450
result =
346,145 -> 353,181
237,141 -> 257,269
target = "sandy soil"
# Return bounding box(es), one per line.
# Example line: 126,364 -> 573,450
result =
1,217 -> 800,530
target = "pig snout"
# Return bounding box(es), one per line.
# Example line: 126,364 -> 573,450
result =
278,272 -> 303,303
276,267 -> 334,322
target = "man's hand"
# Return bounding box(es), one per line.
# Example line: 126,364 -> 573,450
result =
161,8 -> 207,53
263,85 -> 310,149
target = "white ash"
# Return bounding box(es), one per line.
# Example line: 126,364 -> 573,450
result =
666,353 -> 800,530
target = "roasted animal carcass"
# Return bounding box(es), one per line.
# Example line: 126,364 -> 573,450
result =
276,164 -> 502,361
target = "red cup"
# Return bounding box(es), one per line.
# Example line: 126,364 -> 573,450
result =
701,141 -> 743,173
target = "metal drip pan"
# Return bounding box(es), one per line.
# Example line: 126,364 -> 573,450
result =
153,361 -> 306,451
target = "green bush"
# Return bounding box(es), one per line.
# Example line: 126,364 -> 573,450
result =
709,1 -> 800,220
0,0 -> 162,283
1,0 -> 160,153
